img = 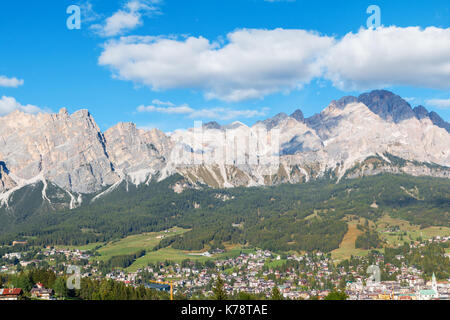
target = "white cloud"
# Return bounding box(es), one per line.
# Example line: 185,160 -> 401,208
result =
152,99 -> 175,107
324,26 -> 450,90
404,97 -> 418,103
79,1 -> 102,24
188,107 -> 268,121
137,103 -> 194,114
0,96 -> 45,116
0,76 -> 24,88
426,99 -> 450,109
99,26 -> 450,100
136,100 -> 268,120
99,28 -> 335,101
92,0 -> 160,37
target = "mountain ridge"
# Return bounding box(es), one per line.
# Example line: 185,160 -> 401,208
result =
0,90 -> 449,211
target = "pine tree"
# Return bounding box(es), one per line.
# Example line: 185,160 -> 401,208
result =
53,277 -> 68,299
324,290 -> 348,300
212,275 -> 227,300
271,286 -> 283,300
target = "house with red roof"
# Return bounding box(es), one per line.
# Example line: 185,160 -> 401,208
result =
30,283 -> 54,300
0,288 -> 23,300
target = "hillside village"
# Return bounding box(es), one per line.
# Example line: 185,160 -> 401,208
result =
1,235 -> 449,300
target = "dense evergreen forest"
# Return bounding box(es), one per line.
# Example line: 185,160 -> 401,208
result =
0,174 -> 448,253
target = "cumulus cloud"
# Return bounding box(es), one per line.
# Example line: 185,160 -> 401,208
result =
0,96 -> 45,116
99,26 -> 450,101
426,99 -> 450,109
324,26 -> 450,90
0,75 -> 24,88
92,0 -> 160,37
99,28 -> 335,101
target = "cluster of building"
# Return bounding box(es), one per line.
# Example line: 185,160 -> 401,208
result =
0,236 -> 449,300
125,248 -> 450,300
0,283 -> 54,301
347,273 -> 449,300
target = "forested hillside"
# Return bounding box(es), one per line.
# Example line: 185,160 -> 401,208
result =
0,174 -> 448,253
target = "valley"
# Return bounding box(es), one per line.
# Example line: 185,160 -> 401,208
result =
0,90 -> 449,301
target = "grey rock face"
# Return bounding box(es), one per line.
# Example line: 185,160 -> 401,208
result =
0,109 -> 119,194
331,96 -> 358,109
0,90 -> 448,203
168,97 -> 450,188
428,111 -> 450,133
413,105 -> 429,120
203,121 -> 222,130
358,90 -> 416,123
290,109 -> 305,122
413,105 -> 450,133
0,161 -> 16,192
104,122 -> 171,184
257,112 -> 289,130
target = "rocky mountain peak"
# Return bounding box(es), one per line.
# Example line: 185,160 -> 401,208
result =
59,108 -> 69,116
413,105 -> 429,120
0,90 -> 449,203
290,109 -> 305,122
258,112 -> 289,130
412,105 -> 450,133
428,111 -> 450,133
203,121 -> 222,130
357,90 -> 416,123
330,96 -> 358,109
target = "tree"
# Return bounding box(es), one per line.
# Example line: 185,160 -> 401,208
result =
236,292 -> 257,300
271,286 -> 283,300
212,275 -> 227,300
324,290 -> 348,300
10,273 -> 33,292
338,278 -> 347,290
53,277 -> 68,299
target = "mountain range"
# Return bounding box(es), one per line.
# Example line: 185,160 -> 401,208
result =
0,90 -> 449,212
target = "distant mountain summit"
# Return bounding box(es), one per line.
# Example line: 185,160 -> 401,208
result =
257,112 -> 290,130
323,90 -> 450,133
358,90 -> 416,123
290,109 -> 305,122
412,105 -> 450,133
0,90 -> 449,212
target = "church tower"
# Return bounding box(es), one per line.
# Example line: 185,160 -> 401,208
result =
431,273 -> 437,293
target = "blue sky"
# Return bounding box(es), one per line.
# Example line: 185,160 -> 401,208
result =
1,0 -> 450,132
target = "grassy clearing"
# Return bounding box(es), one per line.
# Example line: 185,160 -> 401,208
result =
82,229 -> 258,272
127,248 -> 211,271
126,244 -> 256,272
332,214 -> 450,261
219,244 -> 255,258
265,258 -> 287,269
376,215 -> 450,247
56,242 -> 104,251
331,219 -> 368,261
95,227 -> 188,262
